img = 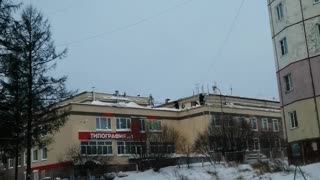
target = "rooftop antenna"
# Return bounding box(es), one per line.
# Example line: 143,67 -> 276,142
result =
230,85 -> 233,96
207,84 -> 210,95
195,83 -> 200,95
92,86 -> 95,101
213,82 -> 217,94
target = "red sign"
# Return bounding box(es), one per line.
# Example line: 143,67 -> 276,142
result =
78,132 -> 133,140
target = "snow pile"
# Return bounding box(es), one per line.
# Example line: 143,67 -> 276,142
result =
114,162 -> 320,180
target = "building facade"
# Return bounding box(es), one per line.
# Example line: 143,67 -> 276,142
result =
268,0 -> 320,165
1,92 -> 283,179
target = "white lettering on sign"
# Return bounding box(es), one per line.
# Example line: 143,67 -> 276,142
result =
90,133 -> 133,139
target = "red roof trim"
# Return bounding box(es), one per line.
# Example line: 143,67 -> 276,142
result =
103,113 -> 113,117
147,116 -> 156,120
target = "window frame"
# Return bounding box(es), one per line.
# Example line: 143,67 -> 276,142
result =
289,111 -> 298,129
148,120 -> 161,132
116,117 -> 131,131
96,117 -> 112,131
212,115 -> 222,127
139,119 -> 146,132
24,151 -> 27,166
272,119 -> 280,132
41,147 -> 48,160
250,118 -> 258,131
261,118 -> 269,131
8,158 -> 14,169
284,73 -> 293,92
280,37 -> 288,56
17,156 -> 22,167
275,2 -> 284,21
32,149 -> 38,162
81,141 -> 113,156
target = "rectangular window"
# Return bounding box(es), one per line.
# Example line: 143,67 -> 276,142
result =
284,74 -> 293,92
274,139 -> 281,148
212,115 -> 221,126
24,151 -> 27,166
276,2 -> 284,21
148,120 -> 161,131
117,141 -> 126,155
314,0 -> 320,4
96,117 -> 112,130
253,138 -> 260,150
250,118 -> 258,131
8,159 -> 13,169
116,118 -> 131,131
273,119 -> 280,132
32,150 -> 38,162
81,141 -> 112,155
18,156 -> 21,167
289,111 -> 298,128
139,119 -> 146,132
280,37 -> 288,55
262,118 -> 269,131
41,147 -> 47,160
150,142 -> 175,154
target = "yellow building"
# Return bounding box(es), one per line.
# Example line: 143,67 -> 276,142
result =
2,91 -> 283,179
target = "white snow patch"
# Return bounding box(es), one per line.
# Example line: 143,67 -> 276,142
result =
113,162 -> 320,180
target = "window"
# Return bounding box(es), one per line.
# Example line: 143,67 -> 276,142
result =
262,118 -> 269,131
314,0 -> 320,4
318,24 -> 320,36
96,117 -> 111,130
150,142 -> 175,154
275,2 -> 284,21
24,152 -> 27,166
18,156 -> 21,167
81,141 -> 112,155
139,119 -> 146,132
250,118 -> 258,131
284,74 -> 293,92
41,147 -> 47,160
253,138 -> 260,150
273,119 -> 280,132
148,120 -> 161,131
116,118 -> 131,131
212,115 -> 221,126
116,141 -> 147,155
8,158 -> 13,168
117,142 -> 126,155
289,111 -> 298,128
280,37 -> 288,55
32,149 -> 38,162
274,139 -> 281,148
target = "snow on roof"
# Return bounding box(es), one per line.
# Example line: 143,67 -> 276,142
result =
90,101 -> 180,112
225,103 -> 280,112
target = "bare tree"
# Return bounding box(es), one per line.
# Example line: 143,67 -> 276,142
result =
194,115 -> 253,163
131,124 -> 179,172
65,144 -> 112,178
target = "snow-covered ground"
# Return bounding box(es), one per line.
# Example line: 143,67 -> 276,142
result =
114,162 -> 320,180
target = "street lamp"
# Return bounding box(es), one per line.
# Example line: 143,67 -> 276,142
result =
212,85 -> 226,156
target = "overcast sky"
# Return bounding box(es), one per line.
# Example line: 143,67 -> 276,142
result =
22,0 -> 278,103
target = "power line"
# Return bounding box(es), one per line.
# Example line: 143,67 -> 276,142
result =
202,0 -> 246,81
57,0 -> 193,47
